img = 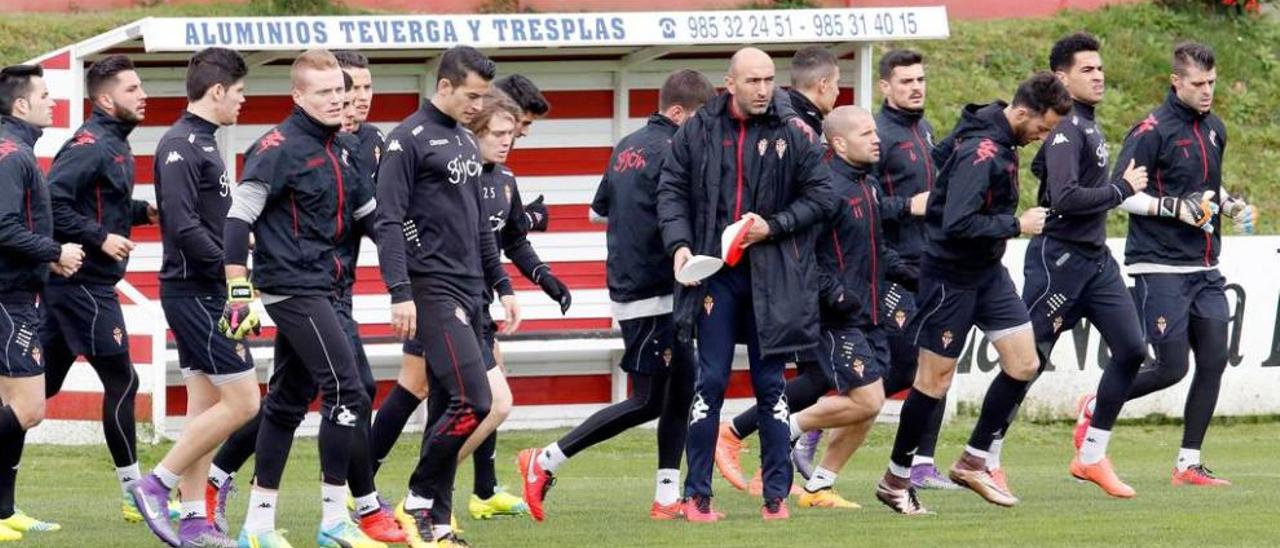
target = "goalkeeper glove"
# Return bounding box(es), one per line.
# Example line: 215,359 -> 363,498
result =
219,277 -> 261,340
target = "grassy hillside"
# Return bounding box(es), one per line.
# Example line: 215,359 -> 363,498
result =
879,3 -> 1280,235
1,2 -> 1276,234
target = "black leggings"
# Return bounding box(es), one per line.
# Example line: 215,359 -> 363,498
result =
558,362 -> 692,470
1127,318 -> 1229,450
45,348 -> 137,468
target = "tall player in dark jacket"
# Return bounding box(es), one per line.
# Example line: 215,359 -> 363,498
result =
657,47 -> 834,521
713,46 -> 842,495
40,55 -> 159,521
875,73 -> 1070,514
981,34 -> 1149,500
222,50 -> 382,548
872,49 -> 959,491
127,48 -> 260,548
518,70 -> 714,523
374,46 -> 518,547
0,64 -> 82,540
1096,42 -> 1250,487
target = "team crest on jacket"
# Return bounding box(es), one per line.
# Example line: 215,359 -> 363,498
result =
852,358 -> 865,375
662,348 -> 673,367
29,345 -> 41,364
703,295 -> 715,316
775,138 -> 787,159
1155,316 -> 1167,335
941,329 -> 954,349
455,307 -> 470,326
236,343 -> 248,362
113,326 -> 124,346
757,138 -> 768,157
1053,316 -> 1064,333
894,309 -> 907,328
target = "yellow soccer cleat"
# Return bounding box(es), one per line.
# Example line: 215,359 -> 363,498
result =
393,499 -> 438,548
0,509 -> 61,533
0,523 -> 20,542
797,488 -> 861,509
468,488 -> 529,519
237,528 -> 294,548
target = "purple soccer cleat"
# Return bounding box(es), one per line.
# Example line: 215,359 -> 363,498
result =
179,516 -> 236,548
130,474 -> 180,546
791,430 -> 824,480
910,462 -> 962,490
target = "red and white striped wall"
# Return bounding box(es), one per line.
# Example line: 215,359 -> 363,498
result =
24,37 -> 874,441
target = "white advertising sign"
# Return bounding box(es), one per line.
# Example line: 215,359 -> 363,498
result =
140,8 -> 950,52
951,235 -> 1280,420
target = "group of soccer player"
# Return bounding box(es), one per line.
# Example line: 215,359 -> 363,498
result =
0,27 -> 1256,548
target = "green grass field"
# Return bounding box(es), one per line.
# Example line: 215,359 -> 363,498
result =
10,418 -> 1279,546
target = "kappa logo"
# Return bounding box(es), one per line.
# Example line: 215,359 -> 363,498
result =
113,326 -> 124,346
1134,113 -> 1159,136
70,130 -> 96,147
256,128 -> 285,153
1155,316 -> 1168,335
703,295 -> 714,316
1050,133 -> 1070,146
757,138 -> 768,157
455,306 -> 470,326
0,139 -> 18,161
972,138 -> 999,165
941,329 -> 954,349
771,395 -> 789,422
334,405 -> 357,427
789,116 -> 817,143
689,394 -> 710,424
428,138 -> 449,146
387,139 -> 403,152
164,150 -> 183,164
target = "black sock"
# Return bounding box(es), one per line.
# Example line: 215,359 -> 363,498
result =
967,371 -> 1030,452
916,395 -> 946,458
369,384 -> 423,475
473,432 -> 498,499
890,389 -> 942,470
0,410 -> 24,520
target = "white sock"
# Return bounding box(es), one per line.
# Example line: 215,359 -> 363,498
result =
538,443 -> 568,474
910,455 -> 935,467
403,491 -> 433,512
432,524 -> 452,540
153,464 -> 181,490
964,445 -> 990,462
180,500 -> 206,520
888,462 -> 911,479
117,463 -> 142,494
654,469 -> 680,506
1176,448 -> 1201,472
354,492 -> 381,517
243,489 -> 278,534
805,466 -> 838,492
788,415 -> 804,442
1079,427 -> 1111,465
321,483 -> 348,528
987,439 -> 1004,471
208,465 -> 234,489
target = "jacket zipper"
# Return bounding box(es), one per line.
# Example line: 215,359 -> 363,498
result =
290,192 -> 299,236
861,179 -> 879,323
1192,121 -> 1211,266
734,119 -> 746,220
325,136 -> 345,238
911,123 -> 934,190
25,189 -> 33,230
